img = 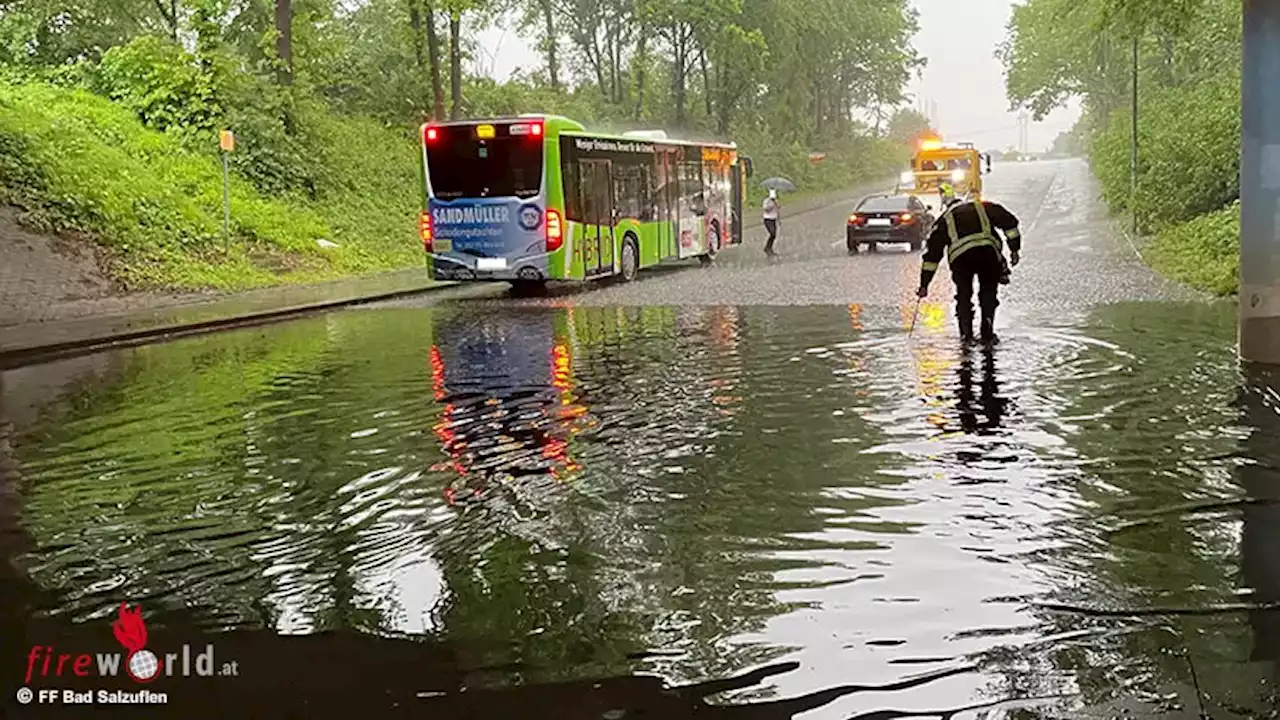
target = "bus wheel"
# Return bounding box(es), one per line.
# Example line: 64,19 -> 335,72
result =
620,235 -> 639,282
699,221 -> 720,266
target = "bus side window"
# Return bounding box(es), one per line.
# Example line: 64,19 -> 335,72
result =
562,147 -> 583,222
612,159 -> 648,222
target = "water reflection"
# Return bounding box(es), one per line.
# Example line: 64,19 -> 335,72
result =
1241,365 -> 1280,686
3,300 -> 1280,717
953,346 -> 1008,436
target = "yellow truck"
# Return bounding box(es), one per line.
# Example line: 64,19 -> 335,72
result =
896,137 -> 992,211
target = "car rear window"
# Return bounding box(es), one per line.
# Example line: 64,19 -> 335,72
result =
857,196 -> 910,212
426,124 -> 544,200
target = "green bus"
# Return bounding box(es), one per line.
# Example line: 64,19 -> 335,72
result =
418,115 -> 753,290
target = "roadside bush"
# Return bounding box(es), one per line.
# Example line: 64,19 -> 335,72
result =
1145,200 -> 1239,295
1089,73 -> 1240,234
97,35 -> 220,135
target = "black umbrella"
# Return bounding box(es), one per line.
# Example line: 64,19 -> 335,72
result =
759,177 -> 796,192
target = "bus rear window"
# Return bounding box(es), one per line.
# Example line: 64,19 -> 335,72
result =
426,125 -> 543,200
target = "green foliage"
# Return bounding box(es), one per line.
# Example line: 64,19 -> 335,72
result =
886,108 -> 934,145
1088,73 -> 1239,232
0,0 -> 924,295
1145,201 -> 1239,295
0,81 -> 418,291
97,35 -> 220,134
1002,0 -> 1242,290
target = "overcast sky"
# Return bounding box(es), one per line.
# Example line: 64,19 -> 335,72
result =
475,0 -> 1081,153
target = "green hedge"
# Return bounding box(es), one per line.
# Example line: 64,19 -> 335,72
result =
1089,73 -> 1240,235
1145,200 -> 1239,296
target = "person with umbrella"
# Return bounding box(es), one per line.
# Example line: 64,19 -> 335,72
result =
759,177 -> 793,257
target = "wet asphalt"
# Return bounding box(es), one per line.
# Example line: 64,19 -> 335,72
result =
374,158 -> 1202,326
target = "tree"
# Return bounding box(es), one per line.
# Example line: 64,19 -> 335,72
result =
886,107 -> 934,145
275,0 -> 293,85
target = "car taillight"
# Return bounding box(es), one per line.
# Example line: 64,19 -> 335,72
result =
419,210 -> 433,252
546,209 -> 563,252
848,214 -> 860,225
900,213 -> 914,223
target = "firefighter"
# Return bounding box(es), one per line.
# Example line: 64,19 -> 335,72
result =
915,196 -> 1022,344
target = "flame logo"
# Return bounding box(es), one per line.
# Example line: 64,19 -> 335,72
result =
112,604 -> 147,652
112,603 -> 160,683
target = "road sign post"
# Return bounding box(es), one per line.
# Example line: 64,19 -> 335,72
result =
219,130 -> 234,244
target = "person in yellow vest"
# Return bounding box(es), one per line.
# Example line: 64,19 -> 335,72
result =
939,184 -> 1011,284
916,195 -> 1023,344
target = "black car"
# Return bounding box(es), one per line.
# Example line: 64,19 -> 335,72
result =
846,194 -> 933,254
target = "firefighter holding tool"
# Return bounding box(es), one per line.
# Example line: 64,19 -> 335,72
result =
916,194 -> 1022,344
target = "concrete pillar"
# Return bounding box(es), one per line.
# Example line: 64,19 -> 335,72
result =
1241,367 -> 1280,705
1240,1 -> 1280,363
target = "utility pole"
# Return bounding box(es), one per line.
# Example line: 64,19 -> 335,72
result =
1130,33 -> 1139,239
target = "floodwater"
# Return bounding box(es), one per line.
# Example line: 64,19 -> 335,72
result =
2,298 -> 1279,718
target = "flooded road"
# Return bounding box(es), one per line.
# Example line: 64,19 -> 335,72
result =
2,161 -> 1277,718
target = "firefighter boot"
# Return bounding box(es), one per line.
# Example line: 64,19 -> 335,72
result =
957,310 -> 975,343
980,313 -> 998,345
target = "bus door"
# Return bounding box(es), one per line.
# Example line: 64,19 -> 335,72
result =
730,162 -> 744,245
657,151 -> 677,259
676,160 -> 705,260
579,159 -> 614,277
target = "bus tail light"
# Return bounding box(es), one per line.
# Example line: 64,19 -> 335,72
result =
424,126 -> 438,143
546,209 -> 563,252
419,210 -> 433,252
530,122 -> 543,137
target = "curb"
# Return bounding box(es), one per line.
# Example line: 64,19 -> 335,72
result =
0,275 -> 454,369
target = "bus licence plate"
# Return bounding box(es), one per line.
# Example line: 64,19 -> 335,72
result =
476,258 -> 507,270
868,218 -> 892,226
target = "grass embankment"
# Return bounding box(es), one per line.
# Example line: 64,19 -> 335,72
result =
1144,201 -> 1239,296
0,81 -> 422,292
1085,72 -> 1240,296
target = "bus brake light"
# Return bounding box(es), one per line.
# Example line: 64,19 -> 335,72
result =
546,209 -> 563,252
419,210 -> 433,251
530,122 -> 543,137
425,126 -> 438,143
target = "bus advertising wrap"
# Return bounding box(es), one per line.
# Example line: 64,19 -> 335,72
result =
428,196 -> 548,281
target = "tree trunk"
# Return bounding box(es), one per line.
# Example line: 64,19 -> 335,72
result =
448,9 -> 462,120
633,32 -> 648,119
700,48 -> 711,119
589,31 -> 607,97
274,0 -> 293,85
409,0 -> 427,118
409,0 -> 425,70
614,26 -> 625,105
673,25 -> 687,126
425,0 -> 445,120
539,0 -> 559,90
604,21 -> 617,103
